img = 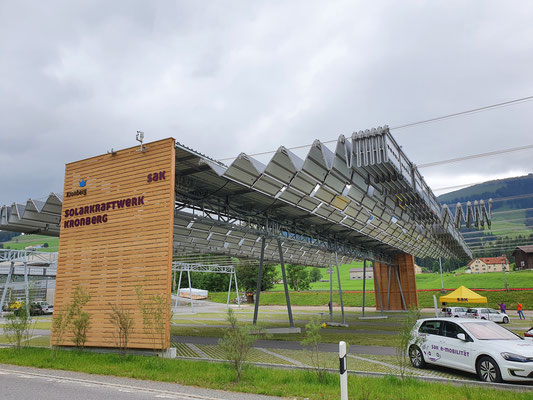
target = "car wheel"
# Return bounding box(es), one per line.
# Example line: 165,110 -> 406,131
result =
476,356 -> 502,383
481,317 -> 486,320
409,345 -> 426,369
503,316 -> 509,324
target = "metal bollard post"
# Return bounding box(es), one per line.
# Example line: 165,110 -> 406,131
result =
339,341 -> 348,400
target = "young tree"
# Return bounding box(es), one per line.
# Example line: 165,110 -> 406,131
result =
69,285 -> 92,349
4,304 -> 32,349
286,264 -> 310,291
4,285 -> 36,349
108,303 -> 135,356
135,286 -> 171,352
52,312 -> 69,351
219,308 -> 263,382
396,307 -> 423,379
301,317 -> 328,382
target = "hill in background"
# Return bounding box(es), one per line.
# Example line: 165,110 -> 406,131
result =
417,173 -> 533,271
438,173 -> 533,213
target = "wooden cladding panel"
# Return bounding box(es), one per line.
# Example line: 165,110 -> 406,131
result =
374,252 -> 418,311
52,138 -> 175,349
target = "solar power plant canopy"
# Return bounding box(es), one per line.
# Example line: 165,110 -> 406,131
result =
0,126 -> 472,266
172,127 -> 471,266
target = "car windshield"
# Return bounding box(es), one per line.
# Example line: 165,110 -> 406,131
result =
462,322 -> 519,340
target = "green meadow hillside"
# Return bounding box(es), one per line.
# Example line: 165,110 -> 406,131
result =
437,173 -> 533,258
0,233 -> 59,252
271,263 -> 533,291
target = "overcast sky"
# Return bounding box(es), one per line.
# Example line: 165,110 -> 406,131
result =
1,1 -> 532,205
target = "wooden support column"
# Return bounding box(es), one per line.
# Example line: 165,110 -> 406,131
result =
374,252 -> 418,311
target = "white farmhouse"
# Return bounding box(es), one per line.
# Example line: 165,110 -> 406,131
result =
465,256 -> 509,274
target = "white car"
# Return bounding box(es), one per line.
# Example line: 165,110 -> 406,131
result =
34,301 -> 53,315
441,307 -> 468,318
466,308 -> 509,324
41,304 -> 53,315
408,318 -> 533,382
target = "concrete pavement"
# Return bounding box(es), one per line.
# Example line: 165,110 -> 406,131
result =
0,364 -> 284,400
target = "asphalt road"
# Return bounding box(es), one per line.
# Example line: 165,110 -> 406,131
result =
0,364 -> 283,400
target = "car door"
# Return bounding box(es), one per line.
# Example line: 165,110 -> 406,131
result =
488,309 -> 499,322
479,308 -> 490,320
418,320 -> 446,366
484,309 -> 496,322
439,321 -> 475,371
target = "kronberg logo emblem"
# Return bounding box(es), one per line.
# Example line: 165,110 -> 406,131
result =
66,178 -> 88,198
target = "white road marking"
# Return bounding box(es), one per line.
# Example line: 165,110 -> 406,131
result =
21,335 -> 42,343
256,348 -> 305,367
186,343 -> 210,358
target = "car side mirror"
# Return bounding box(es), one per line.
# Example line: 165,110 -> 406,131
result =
457,333 -> 466,341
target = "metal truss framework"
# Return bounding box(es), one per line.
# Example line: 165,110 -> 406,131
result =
172,261 -> 240,312
0,249 -> 58,313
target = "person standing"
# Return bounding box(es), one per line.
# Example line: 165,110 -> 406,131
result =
498,302 -> 506,313
517,302 -> 525,320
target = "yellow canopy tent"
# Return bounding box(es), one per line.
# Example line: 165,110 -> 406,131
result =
439,285 -> 487,304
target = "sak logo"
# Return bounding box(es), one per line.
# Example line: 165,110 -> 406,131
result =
147,171 -> 166,183
66,177 -> 88,198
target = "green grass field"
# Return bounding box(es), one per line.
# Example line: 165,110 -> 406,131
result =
0,234 -> 59,252
0,348 -> 530,400
210,287 -> 533,309
271,263 -> 533,292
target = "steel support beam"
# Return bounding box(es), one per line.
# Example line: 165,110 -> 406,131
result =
394,265 -> 407,311
24,260 -> 29,315
253,237 -> 266,325
329,263 -> 333,322
373,261 -> 384,315
362,259 -> 367,317
277,238 -> 294,327
335,251 -> 345,325
0,261 -> 14,312
387,264 -> 392,311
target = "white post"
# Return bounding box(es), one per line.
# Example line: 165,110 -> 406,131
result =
339,341 -> 348,400
234,269 -> 241,308
226,272 -> 233,308
174,270 -> 183,313
187,268 -> 194,313
433,295 -> 439,317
